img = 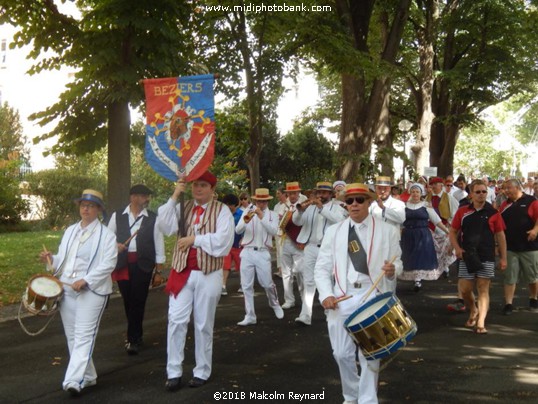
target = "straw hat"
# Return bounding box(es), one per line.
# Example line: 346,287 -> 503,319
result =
344,183 -> 377,200
375,176 -> 393,186
285,182 -> 302,192
75,189 -> 105,208
314,181 -> 333,191
251,188 -> 273,201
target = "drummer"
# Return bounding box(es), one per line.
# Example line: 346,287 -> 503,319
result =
314,183 -> 403,404
40,190 -> 117,396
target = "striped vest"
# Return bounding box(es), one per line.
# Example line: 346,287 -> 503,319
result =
171,199 -> 224,274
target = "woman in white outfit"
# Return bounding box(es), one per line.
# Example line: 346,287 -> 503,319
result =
40,189 -> 117,396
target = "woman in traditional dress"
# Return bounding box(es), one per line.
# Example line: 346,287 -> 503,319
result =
399,183 -> 449,291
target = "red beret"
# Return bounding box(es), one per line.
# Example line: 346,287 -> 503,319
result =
429,176 -> 443,185
195,170 -> 217,187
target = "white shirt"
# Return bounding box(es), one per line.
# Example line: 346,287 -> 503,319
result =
157,198 -> 234,258
107,205 -> 166,264
61,219 -> 100,280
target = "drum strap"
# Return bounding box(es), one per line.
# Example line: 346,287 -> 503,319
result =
348,225 -> 368,275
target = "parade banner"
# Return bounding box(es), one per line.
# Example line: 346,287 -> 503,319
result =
142,74 -> 215,182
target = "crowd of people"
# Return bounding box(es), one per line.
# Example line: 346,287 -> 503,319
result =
39,171 -> 538,403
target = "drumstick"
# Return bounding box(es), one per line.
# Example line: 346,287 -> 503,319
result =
335,295 -> 353,303
123,231 -> 138,247
61,281 -> 73,287
360,255 -> 398,304
42,244 -> 53,270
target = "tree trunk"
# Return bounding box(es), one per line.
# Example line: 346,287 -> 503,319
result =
335,0 -> 410,182
107,100 -> 131,213
411,0 -> 437,175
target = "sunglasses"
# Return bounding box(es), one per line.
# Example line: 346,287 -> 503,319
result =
345,196 -> 368,205
445,184 -> 453,187
474,190 -> 488,194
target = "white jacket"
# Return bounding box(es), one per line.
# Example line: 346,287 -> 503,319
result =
52,221 -> 118,295
314,215 -> 403,302
236,208 -> 278,249
292,200 -> 348,244
370,195 -> 406,227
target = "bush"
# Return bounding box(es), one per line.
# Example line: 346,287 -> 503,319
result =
0,166 -> 29,226
25,169 -> 106,228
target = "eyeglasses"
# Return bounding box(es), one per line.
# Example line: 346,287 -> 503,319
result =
474,190 -> 488,194
345,196 -> 368,205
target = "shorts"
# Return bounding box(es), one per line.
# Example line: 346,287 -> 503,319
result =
223,247 -> 241,271
458,260 -> 495,280
504,250 -> 538,285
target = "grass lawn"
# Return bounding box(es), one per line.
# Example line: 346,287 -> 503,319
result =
0,230 -> 62,307
0,230 -> 178,307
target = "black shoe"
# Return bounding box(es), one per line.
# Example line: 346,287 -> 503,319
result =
165,377 -> 181,392
442,271 -> 449,279
126,342 -> 139,355
188,377 -> 207,388
413,281 -> 422,292
529,298 -> 538,311
503,304 -> 513,315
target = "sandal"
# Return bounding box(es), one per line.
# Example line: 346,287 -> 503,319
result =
465,312 -> 479,328
474,326 -> 488,334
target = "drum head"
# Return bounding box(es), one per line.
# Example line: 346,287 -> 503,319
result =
345,292 -> 394,328
29,275 -> 63,298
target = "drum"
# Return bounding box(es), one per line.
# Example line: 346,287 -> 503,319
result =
22,274 -> 63,316
344,292 -> 417,361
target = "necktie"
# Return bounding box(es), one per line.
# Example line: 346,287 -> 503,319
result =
348,225 -> 368,274
193,205 -> 205,225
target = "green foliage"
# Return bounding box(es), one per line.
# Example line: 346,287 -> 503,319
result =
0,102 -> 28,161
0,162 -> 29,225
25,169 -> 106,228
454,122 -> 521,178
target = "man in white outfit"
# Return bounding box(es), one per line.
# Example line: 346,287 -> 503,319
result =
273,188 -> 290,277
280,181 -> 305,309
292,181 -> 348,325
315,183 -> 403,404
235,188 -> 284,325
370,176 -> 405,231
157,171 -> 234,391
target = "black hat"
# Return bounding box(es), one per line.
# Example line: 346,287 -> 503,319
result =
130,184 -> 153,195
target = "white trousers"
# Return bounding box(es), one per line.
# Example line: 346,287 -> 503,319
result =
239,248 -> 280,321
60,287 -> 108,390
167,269 -> 222,380
326,288 -> 380,404
297,244 -> 319,320
281,238 -> 304,306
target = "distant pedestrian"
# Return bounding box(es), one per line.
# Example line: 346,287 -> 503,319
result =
498,179 -> 538,315
221,194 -> 243,296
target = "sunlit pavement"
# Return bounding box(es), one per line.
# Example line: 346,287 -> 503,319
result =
1,264 -> 537,403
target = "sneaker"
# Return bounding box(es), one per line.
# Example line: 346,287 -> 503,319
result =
281,302 -> 295,309
503,304 -> 513,315
529,298 -> 538,311
64,382 -> 81,396
221,286 -> 228,296
82,379 -> 97,388
447,301 -> 466,313
237,318 -> 257,326
294,315 -> 311,326
237,287 -> 243,293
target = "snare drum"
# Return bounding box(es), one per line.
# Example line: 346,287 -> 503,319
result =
344,292 -> 417,360
22,274 -> 64,316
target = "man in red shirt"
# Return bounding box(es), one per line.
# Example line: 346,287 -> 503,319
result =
449,180 -> 507,334
499,179 -> 538,315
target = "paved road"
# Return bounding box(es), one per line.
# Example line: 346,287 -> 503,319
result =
1,267 -> 538,403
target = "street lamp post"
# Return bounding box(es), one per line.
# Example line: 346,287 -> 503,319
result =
398,119 -> 413,185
